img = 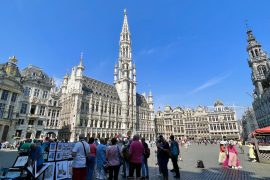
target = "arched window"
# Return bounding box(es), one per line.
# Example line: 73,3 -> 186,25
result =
255,49 -> 259,56
126,46 -> 129,57
250,50 -> 255,58
257,65 -> 267,76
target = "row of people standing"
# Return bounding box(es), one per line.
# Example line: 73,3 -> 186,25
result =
71,134 -> 150,180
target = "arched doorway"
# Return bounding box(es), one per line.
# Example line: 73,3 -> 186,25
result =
46,132 -> 56,139
1,125 -> 9,141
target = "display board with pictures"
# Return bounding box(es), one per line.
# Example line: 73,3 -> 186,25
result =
5,142 -> 75,180
3,168 -> 23,179
13,156 -> 29,168
43,162 -> 55,180
42,142 -> 75,179
46,142 -> 74,162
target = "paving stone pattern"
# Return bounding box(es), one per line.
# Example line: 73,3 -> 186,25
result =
146,143 -> 270,180
1,144 -> 270,180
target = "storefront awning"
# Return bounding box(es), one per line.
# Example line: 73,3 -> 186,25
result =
255,126 -> 270,134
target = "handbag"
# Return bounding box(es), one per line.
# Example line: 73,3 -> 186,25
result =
81,141 -> 91,166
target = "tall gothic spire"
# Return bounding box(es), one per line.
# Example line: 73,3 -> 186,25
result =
115,9 -> 134,82
122,9 -> 129,35
119,9 -> 132,59
247,29 -> 261,52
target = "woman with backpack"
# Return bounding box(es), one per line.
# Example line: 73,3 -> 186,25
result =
106,138 -> 122,180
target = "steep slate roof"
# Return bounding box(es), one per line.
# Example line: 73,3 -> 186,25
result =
82,76 -> 120,100
136,93 -> 149,108
21,65 -> 53,86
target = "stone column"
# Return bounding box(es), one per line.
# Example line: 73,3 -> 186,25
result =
257,82 -> 263,95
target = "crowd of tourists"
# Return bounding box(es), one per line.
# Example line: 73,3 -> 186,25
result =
7,133 -> 263,179
70,133 -> 182,180
71,134 -> 150,180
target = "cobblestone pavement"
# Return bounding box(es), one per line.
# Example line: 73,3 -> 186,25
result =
146,143 -> 270,180
1,144 -> 270,180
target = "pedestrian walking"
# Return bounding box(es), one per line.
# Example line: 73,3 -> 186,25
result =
87,137 -> 97,180
247,143 -> 256,162
106,138 -> 121,180
169,135 -> 180,178
156,135 -> 170,180
95,138 -> 107,180
128,134 -> 144,179
72,134 -> 90,180
238,141 -> 244,154
141,137 -> 150,179
177,138 -> 182,161
184,141 -> 188,151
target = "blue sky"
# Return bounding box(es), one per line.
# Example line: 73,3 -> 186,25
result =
1,0 -> 270,117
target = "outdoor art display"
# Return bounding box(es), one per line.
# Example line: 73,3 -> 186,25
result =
4,168 -> 22,179
55,161 -> 68,179
43,162 -> 55,180
55,152 -> 63,161
43,153 -> 49,161
57,143 -> 63,151
48,151 -> 55,161
42,142 -> 74,179
13,156 -> 29,167
1,142 -> 75,180
49,142 -> 57,151
67,160 -> 72,178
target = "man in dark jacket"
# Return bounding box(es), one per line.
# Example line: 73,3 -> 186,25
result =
157,135 -> 170,180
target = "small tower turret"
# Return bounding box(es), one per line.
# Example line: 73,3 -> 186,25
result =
247,29 -> 270,96
148,90 -> 154,110
114,64 -> 118,83
76,53 -> 85,78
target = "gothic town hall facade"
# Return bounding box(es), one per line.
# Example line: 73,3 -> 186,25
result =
59,10 -> 155,141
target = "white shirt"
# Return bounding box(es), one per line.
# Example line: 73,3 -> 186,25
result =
72,140 -> 90,168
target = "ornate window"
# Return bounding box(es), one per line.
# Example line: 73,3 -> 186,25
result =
1,90 -> 9,100
255,49 -> 259,56
257,65 -> 267,76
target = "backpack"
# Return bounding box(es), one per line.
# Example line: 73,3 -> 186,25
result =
197,160 -> 205,168
122,145 -> 130,161
171,141 -> 179,157
145,147 -> 150,158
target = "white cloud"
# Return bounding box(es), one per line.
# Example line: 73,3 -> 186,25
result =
140,48 -> 157,55
189,73 -> 231,94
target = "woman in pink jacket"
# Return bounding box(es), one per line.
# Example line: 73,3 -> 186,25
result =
227,140 -> 238,169
128,134 -> 144,178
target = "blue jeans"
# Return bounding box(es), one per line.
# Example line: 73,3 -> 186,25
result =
122,160 -> 129,177
87,156 -> 96,180
142,155 -> 149,177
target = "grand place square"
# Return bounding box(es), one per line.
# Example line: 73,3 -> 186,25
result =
0,1 -> 270,180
